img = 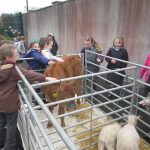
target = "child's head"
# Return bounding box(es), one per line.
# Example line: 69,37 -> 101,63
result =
83,36 -> 102,52
39,37 -> 53,50
48,32 -> 54,38
29,42 -> 35,50
30,42 -> 40,52
21,36 -> 27,42
0,40 -> 14,47
83,36 -> 94,48
113,37 -> 124,49
0,44 -> 18,65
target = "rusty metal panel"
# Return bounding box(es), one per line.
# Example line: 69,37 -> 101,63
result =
23,0 -> 150,64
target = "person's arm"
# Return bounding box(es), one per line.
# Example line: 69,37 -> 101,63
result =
105,48 -> 112,63
32,51 -> 50,65
41,50 -> 64,62
121,49 -> 129,68
140,55 -> 149,78
19,67 -> 57,83
41,50 -> 53,59
52,56 -> 64,62
96,51 -> 103,64
139,99 -> 150,106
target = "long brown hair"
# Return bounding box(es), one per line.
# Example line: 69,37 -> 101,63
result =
39,37 -> 53,50
85,36 -> 102,52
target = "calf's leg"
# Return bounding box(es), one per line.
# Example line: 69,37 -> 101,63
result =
47,105 -> 54,128
58,104 -> 65,127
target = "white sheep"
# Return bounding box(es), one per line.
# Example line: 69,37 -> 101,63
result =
116,114 -> 140,150
98,123 -> 121,150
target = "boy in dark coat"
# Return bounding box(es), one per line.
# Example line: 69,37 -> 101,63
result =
0,44 -> 56,150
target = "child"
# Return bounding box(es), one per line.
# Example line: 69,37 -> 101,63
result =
80,36 -> 103,91
140,53 -> 150,96
39,37 -> 64,62
47,33 -> 59,56
80,36 -> 103,73
16,36 -> 27,58
0,44 -> 56,149
105,37 -> 129,86
24,42 -> 55,71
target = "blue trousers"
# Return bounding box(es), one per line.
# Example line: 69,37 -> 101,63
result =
0,111 -> 18,150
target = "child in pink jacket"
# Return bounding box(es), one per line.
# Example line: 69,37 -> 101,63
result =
140,53 -> 150,96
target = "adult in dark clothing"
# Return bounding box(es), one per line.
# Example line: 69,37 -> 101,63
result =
48,33 -> 58,56
105,37 -> 129,86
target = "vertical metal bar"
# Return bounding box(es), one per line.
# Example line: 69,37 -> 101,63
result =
26,0 -> 29,13
130,66 -> 139,114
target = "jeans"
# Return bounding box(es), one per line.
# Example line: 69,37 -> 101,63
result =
0,111 -> 18,150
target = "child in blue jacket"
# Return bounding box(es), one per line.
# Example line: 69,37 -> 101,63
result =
24,42 -> 54,71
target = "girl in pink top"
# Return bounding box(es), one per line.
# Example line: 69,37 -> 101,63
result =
140,53 -> 150,96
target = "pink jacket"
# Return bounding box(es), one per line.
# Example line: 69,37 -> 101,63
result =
140,53 -> 150,82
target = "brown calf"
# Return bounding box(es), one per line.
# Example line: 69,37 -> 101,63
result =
43,55 -> 82,127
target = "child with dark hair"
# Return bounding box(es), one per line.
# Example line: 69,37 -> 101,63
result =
39,37 -> 63,62
0,44 -> 56,150
24,42 -> 55,71
47,33 -> 59,56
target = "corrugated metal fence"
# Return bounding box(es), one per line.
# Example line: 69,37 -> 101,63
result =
22,0 -> 150,65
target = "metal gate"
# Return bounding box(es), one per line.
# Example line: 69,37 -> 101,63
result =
16,52 -> 150,150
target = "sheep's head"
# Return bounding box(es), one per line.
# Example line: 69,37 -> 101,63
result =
123,113 -> 140,126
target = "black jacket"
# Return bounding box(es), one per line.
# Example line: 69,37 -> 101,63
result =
105,47 -> 129,69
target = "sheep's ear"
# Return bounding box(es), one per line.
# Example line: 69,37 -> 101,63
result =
123,113 -> 127,118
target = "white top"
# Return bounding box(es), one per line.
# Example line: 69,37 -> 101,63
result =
41,49 -> 53,59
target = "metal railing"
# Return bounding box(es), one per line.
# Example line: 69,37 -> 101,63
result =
16,53 -> 150,149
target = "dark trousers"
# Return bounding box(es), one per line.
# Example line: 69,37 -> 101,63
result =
107,71 -> 125,86
143,79 -> 150,96
0,111 -> 22,150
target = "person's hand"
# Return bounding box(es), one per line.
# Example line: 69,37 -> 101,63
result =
97,58 -> 101,63
53,56 -> 64,62
111,58 -> 116,64
46,77 -> 57,81
138,100 -> 146,106
48,61 -> 55,65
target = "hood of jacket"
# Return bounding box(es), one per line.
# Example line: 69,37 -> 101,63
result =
0,64 -> 14,83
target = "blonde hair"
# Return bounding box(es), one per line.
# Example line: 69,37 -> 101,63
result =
85,36 -> 102,52
113,37 -> 124,48
0,44 -> 16,65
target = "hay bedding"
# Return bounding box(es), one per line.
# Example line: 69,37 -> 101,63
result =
69,103 -> 150,150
